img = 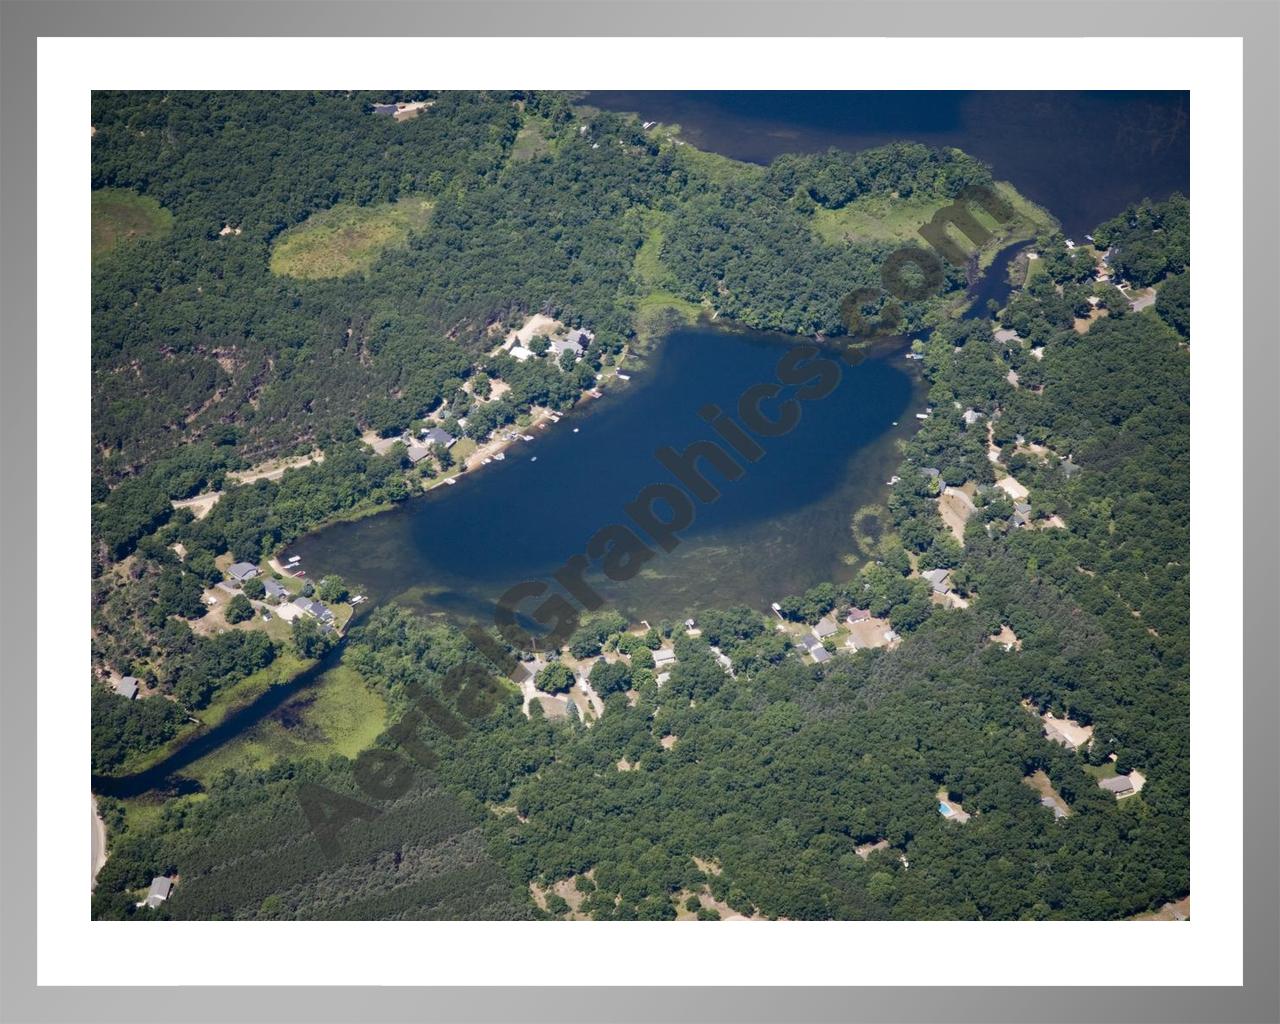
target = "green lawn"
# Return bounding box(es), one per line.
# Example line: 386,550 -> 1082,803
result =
269,196 -> 434,279
91,188 -> 172,263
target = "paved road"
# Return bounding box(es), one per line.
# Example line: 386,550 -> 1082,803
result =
91,794 -> 107,889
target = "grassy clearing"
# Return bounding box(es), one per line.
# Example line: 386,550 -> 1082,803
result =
269,196 -> 434,279
810,180 -> 1056,266
510,118 -> 554,162
629,209 -> 703,342
183,663 -> 387,785
669,134 -> 764,188
811,194 -> 949,247
92,188 -> 172,263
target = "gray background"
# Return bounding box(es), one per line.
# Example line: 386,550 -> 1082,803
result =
1,1 -> 1276,1021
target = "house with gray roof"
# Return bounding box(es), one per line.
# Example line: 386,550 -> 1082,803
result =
813,616 -> 839,640
262,578 -> 287,600
292,596 -> 335,624
800,635 -> 832,663
921,568 -> 953,595
421,427 -> 456,449
371,103 -> 398,115
145,876 -> 174,908
227,561 -> 260,582
113,676 -> 139,700
1099,774 -> 1135,797
405,444 -> 433,465
1010,501 -> 1033,527
548,337 -> 584,360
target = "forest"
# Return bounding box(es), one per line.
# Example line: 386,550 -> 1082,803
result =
90,92 -> 1189,923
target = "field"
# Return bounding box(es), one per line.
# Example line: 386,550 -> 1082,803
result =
630,209 -> 704,336
811,194 -> 952,247
269,197 -> 435,279
180,663 -> 387,786
811,180 -> 1056,265
91,188 -> 172,262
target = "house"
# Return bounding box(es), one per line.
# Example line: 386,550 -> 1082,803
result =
405,445 -> 433,465
846,607 -> 871,624
113,676 -> 139,700
509,344 -> 534,362
1010,501 -> 1033,527
565,328 -> 594,347
652,647 -> 676,668
262,578 -> 287,601
962,408 -> 984,426
1099,775 -> 1135,797
145,876 -> 174,908
548,337 -> 584,360
421,427 -> 457,449
227,561 -> 260,582
292,596 -> 335,624
371,103 -> 398,115
920,466 -> 941,479
921,568 -> 953,595
800,635 -> 832,663
813,616 -> 839,640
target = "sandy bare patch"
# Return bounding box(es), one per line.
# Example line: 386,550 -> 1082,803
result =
1040,710 -> 1094,750
995,474 -> 1029,501
1122,769 -> 1147,797
505,313 -> 564,346
937,486 -> 976,543
1131,895 -> 1190,921
392,100 -> 433,121
1006,368 -> 1020,388
1041,514 -> 1067,529
990,624 -> 1021,650
616,757 -> 634,772
854,839 -> 890,860
660,734 -> 678,750
846,617 -> 897,651
692,856 -> 723,877
228,450 -> 324,484
171,491 -> 222,519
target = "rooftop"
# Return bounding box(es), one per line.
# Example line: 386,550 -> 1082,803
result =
113,676 -> 139,699
227,561 -> 260,581
813,616 -> 839,639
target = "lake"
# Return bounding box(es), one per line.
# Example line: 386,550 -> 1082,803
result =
586,91 -> 1190,238
287,329 -> 925,629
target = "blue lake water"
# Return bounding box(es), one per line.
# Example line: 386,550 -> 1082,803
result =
587,91 -> 1189,237
287,329 -> 925,626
